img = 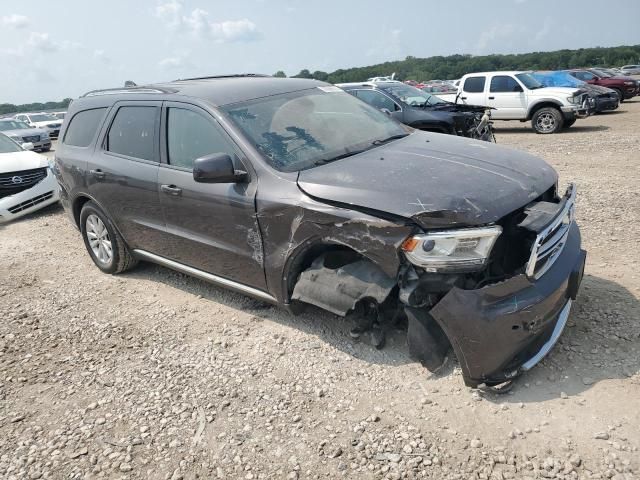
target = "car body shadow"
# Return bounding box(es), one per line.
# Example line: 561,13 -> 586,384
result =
495,125 -> 611,134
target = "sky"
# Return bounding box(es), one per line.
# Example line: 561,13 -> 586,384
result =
1,0 -> 639,104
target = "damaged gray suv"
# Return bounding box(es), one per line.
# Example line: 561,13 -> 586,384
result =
54,74 -> 586,389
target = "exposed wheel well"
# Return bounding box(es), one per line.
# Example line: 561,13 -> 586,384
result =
72,195 -> 91,228
527,102 -> 562,120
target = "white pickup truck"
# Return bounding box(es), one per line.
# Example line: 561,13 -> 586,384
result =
437,71 -> 593,134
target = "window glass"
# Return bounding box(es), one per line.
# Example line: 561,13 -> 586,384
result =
490,76 -> 522,92
107,106 -> 157,161
64,108 -> 107,147
167,108 -> 236,169
463,77 -> 486,93
354,90 -> 398,111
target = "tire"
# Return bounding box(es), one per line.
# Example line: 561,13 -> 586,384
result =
612,88 -> 624,103
79,201 -> 138,274
563,118 -> 577,129
531,107 -> 564,134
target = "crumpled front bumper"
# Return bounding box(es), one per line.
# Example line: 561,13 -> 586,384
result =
426,222 -> 585,387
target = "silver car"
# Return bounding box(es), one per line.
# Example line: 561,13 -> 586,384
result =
0,119 -> 51,152
620,65 -> 640,75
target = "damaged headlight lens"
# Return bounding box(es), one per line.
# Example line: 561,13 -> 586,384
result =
401,226 -> 502,272
567,95 -> 580,104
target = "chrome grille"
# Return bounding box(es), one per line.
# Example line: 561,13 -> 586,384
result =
22,135 -> 40,143
525,184 -> 576,279
7,191 -> 54,214
0,167 -> 48,199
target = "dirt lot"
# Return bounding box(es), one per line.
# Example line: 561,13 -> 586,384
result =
1,99 -> 639,480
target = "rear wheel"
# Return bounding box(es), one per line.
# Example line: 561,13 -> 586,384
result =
80,201 -> 137,274
532,107 -> 564,134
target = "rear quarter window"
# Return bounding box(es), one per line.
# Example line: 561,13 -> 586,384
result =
63,108 -> 108,147
463,76 -> 486,93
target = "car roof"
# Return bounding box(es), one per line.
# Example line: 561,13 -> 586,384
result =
79,75 -> 327,107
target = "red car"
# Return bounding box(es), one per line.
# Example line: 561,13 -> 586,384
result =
566,69 -> 638,102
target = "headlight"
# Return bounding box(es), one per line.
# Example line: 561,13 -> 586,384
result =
401,226 -> 502,272
41,133 -> 49,139
624,81 -> 634,85
566,95 -> 579,104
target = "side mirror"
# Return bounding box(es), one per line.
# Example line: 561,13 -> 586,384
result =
21,142 -> 34,151
193,153 -> 247,184
380,108 -> 391,115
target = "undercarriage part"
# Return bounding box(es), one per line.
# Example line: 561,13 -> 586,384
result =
291,253 -> 396,316
405,307 -> 450,372
350,301 -> 404,349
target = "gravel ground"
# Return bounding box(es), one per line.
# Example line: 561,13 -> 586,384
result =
1,99 -> 639,480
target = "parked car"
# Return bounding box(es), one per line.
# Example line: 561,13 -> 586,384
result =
54,75 -> 585,389
338,81 -> 495,142
0,133 -> 59,223
619,65 -> 640,75
565,69 -> 638,102
13,112 -> 63,138
420,83 -> 458,94
531,71 -> 619,113
52,111 -> 67,120
0,118 -> 52,151
437,71 -> 593,134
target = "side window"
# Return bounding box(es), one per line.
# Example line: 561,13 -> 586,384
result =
107,106 -> 157,161
354,90 -> 398,111
167,107 -> 237,170
463,76 -> 486,93
582,72 -> 595,80
490,76 -> 522,92
63,108 -> 107,147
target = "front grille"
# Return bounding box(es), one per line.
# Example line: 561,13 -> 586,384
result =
0,167 -> 48,199
525,185 -> 576,279
22,135 -> 40,143
7,191 -> 54,214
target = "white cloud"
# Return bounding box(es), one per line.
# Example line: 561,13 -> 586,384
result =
28,32 -> 59,52
1,14 -> 29,28
94,49 -> 111,64
159,57 -> 184,69
155,0 -> 261,43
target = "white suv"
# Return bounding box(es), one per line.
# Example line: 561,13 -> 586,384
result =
437,71 -> 593,134
0,133 -> 59,223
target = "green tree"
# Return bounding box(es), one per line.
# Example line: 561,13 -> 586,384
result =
273,70 -> 287,78
292,69 -> 314,79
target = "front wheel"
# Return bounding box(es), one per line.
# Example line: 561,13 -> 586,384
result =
532,107 -> 564,134
80,201 -> 138,274
563,118 -> 577,129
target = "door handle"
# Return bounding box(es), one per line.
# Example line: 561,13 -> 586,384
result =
460,96 -> 467,100
488,96 -> 495,100
161,184 -> 182,196
89,169 -> 106,180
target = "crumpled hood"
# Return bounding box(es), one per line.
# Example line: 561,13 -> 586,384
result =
297,132 -> 557,228
0,150 -> 49,174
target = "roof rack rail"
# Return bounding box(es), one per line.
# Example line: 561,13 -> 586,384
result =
80,86 -> 172,98
173,73 -> 271,82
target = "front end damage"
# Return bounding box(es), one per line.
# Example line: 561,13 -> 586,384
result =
290,185 -> 585,387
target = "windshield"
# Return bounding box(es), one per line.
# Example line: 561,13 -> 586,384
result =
380,84 -> 446,106
222,88 -> 408,172
0,134 -> 23,154
515,73 -> 544,90
532,71 -> 584,88
0,120 -> 31,131
29,114 -> 57,122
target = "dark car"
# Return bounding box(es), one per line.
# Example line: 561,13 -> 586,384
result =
337,81 -> 495,142
532,71 -> 619,113
565,69 -> 638,102
54,75 -> 585,389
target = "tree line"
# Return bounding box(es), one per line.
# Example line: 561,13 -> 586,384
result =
276,44 -> 640,83
0,98 -> 72,116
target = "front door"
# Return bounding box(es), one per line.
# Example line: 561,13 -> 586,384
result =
157,102 -> 267,290
352,90 -> 404,122
87,101 -> 166,251
486,75 -> 527,119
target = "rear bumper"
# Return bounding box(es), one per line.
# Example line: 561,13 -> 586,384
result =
427,222 -> 585,387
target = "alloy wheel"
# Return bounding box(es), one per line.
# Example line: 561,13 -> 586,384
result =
86,214 -> 113,265
536,113 -> 556,133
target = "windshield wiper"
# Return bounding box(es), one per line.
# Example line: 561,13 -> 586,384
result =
313,148 -> 369,165
371,133 -> 409,145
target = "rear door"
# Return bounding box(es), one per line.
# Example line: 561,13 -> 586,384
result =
459,76 -> 488,107
87,101 -> 166,251
486,74 -> 527,119
157,101 -> 267,290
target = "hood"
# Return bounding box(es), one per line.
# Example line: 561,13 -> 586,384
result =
32,120 -> 62,128
529,86 -> 581,96
297,132 -> 557,229
0,150 -> 49,174
2,127 -> 47,138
